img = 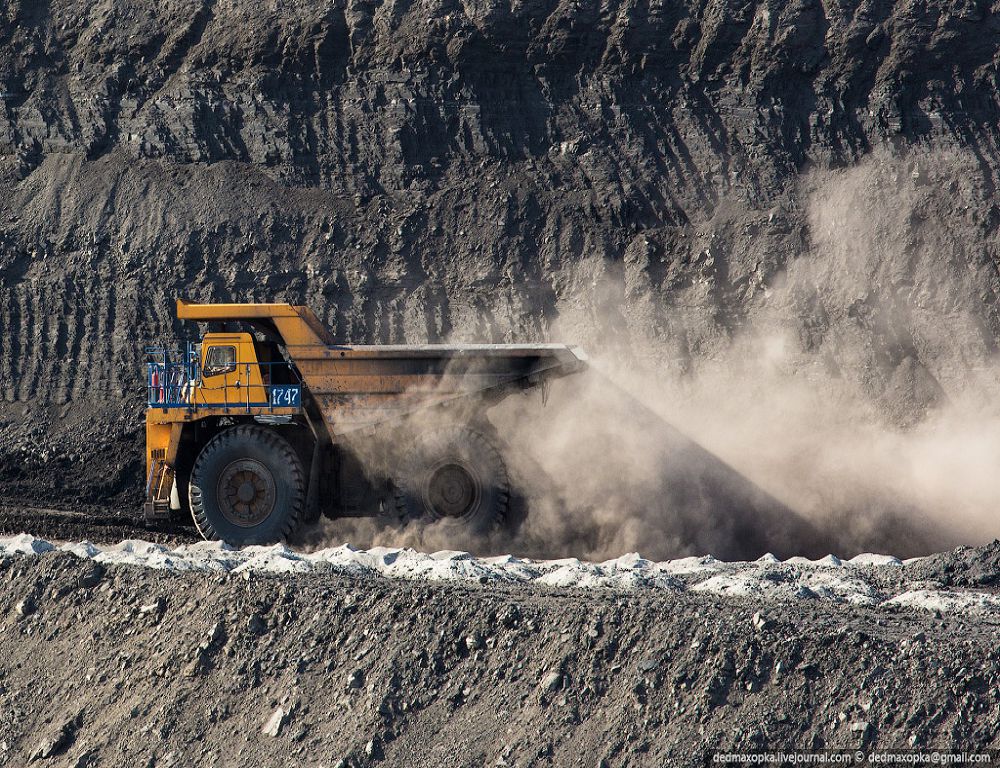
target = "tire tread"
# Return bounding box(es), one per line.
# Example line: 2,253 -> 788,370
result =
394,425 -> 510,530
189,425 -> 305,544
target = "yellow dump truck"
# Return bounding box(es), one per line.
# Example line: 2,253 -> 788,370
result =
144,300 -> 587,545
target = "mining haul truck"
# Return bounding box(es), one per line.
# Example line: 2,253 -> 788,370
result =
144,300 -> 587,545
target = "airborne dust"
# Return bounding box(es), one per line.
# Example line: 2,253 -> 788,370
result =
299,146 -> 1000,561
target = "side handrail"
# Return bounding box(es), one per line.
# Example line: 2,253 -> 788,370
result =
146,358 -> 303,411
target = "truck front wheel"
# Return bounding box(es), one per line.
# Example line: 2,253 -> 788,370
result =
394,426 -> 510,533
189,425 -> 305,545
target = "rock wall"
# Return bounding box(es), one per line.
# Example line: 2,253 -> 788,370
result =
1,0 -> 1000,506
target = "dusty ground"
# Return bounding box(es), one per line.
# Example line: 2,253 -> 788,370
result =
0,505 -> 195,547
0,541 -> 996,767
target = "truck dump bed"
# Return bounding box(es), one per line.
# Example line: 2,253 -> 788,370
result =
174,300 -> 586,434
294,343 -> 585,432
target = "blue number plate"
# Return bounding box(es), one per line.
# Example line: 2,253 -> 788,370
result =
270,385 -> 301,408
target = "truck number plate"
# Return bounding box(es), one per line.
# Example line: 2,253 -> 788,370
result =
270,385 -> 301,408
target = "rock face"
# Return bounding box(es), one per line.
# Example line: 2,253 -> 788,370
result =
1,0 -> 999,508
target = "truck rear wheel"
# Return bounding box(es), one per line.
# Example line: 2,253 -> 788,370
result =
394,426 -> 510,533
189,425 -> 305,546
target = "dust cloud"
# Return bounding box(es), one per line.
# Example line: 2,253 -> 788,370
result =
299,145 -> 1000,561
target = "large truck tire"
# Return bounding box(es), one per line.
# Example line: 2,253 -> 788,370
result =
189,425 -> 305,546
394,425 -> 510,533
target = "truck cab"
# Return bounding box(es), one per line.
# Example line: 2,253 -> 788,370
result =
197,333 -> 269,408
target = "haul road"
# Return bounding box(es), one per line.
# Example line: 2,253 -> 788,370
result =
144,300 -> 587,545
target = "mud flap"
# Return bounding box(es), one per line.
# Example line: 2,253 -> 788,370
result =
303,439 -> 322,524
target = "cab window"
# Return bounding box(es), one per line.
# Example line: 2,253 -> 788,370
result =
203,345 -> 237,377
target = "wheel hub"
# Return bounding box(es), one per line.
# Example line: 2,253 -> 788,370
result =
217,459 -> 277,527
426,463 -> 478,519
237,482 -> 255,503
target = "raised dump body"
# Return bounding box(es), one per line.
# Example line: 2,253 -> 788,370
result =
145,300 -> 586,545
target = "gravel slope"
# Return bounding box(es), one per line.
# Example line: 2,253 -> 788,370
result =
0,542 -> 997,767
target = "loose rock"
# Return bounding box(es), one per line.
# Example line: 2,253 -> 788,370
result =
262,707 -> 288,738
